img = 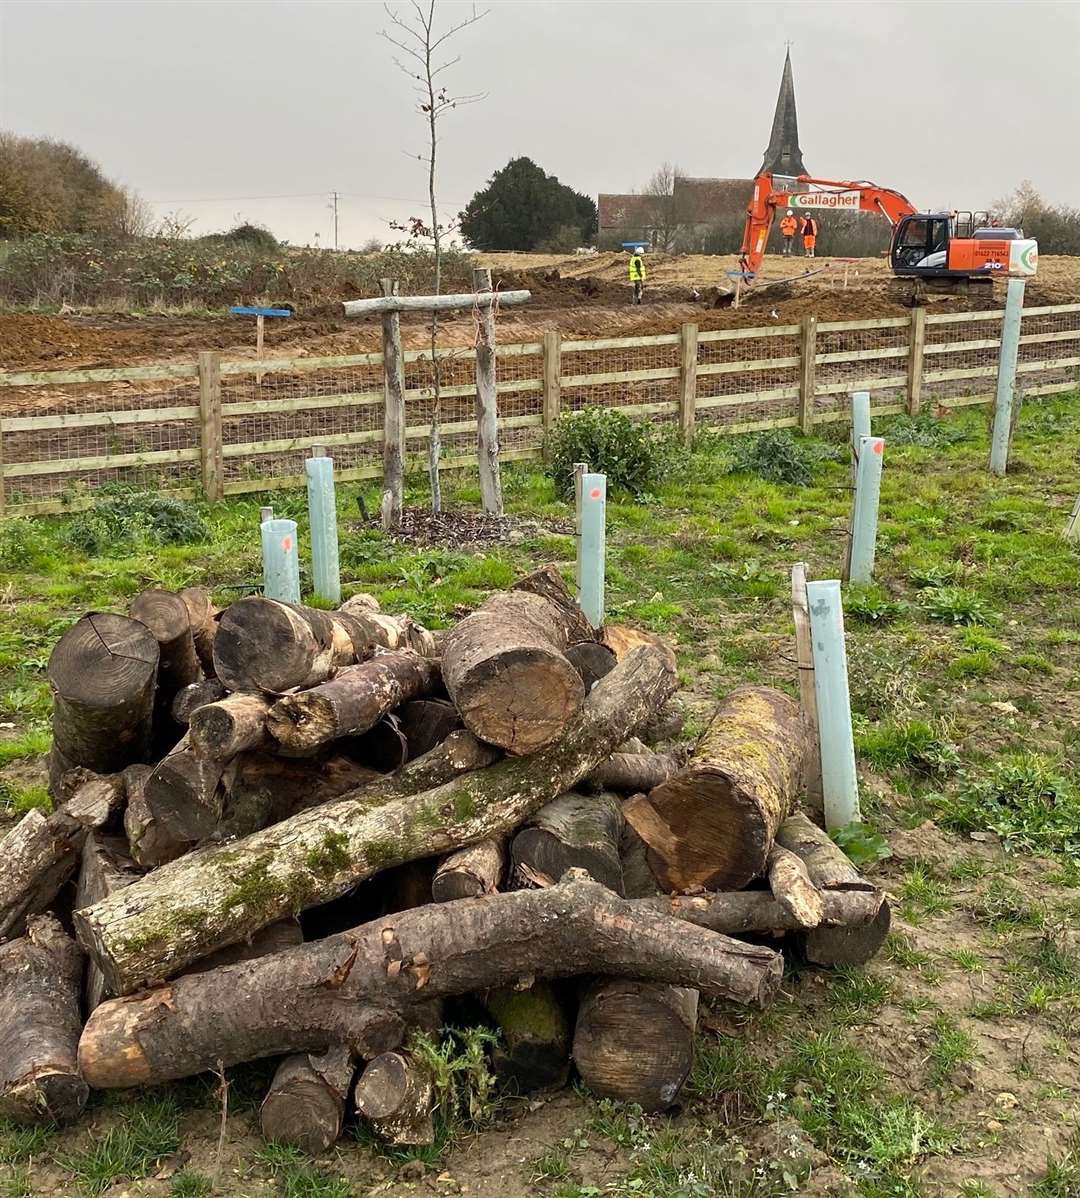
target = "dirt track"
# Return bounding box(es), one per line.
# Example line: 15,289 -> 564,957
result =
2,253 -> 1079,372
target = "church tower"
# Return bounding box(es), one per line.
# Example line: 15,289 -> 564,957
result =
759,49 -> 807,178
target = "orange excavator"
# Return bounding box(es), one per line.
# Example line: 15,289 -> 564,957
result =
738,173 -> 1038,294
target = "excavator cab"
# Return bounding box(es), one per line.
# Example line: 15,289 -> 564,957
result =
891,215 -> 952,272
891,213 -> 1037,280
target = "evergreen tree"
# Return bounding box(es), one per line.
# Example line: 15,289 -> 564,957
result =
459,157 -> 596,251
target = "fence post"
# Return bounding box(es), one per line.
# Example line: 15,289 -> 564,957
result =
380,278 -> 404,529
305,450 -> 341,606
677,321 -> 698,444
542,330 -> 562,458
0,414 -> 5,516
806,579 -> 860,831
792,563 -> 823,812
798,314 -> 817,434
197,351 -> 224,502
473,267 -> 504,516
261,518 -> 301,604
906,308 -> 926,416
846,435 -> 885,584
989,277 -> 1026,477
578,472 -> 606,628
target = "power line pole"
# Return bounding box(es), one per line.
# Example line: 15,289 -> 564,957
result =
330,190 -> 339,250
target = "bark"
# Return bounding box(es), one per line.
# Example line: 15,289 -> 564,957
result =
0,809 -> 85,942
775,812 -> 877,892
573,980 -> 698,1111
638,697 -> 686,746
635,889 -> 884,935
583,752 -> 680,795
179,586 -> 220,677
78,874 -> 781,1088
46,612 -> 159,794
354,1051 -> 434,1146
767,845 -> 825,929
189,693 -> 272,761
431,837 -> 506,902
602,624 -> 678,675
267,652 -> 441,754
0,915 -> 87,1124
75,647 -> 674,995
485,980 -> 571,1092
796,904 -> 892,968
442,569 -> 590,755
397,699 -> 462,760
619,816 -> 662,901
512,564 -> 596,643
261,1045 -> 354,1154
565,642 -> 617,692
123,764 -> 191,868
130,588 -> 201,748
338,595 -> 437,658
143,734 -> 225,841
511,792 -> 624,894
186,919 -> 303,975
76,833 -> 143,1012
172,679 -> 227,726
60,768 -> 127,831
630,686 -> 810,891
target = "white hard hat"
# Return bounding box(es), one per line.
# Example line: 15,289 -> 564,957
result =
637,246 -> 645,253
787,209 -> 794,215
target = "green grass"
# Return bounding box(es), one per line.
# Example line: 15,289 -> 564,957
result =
1034,1134 -> 1080,1197
55,1095 -> 181,1195
253,1143 -> 354,1197
170,1170 -> 213,1198
927,1014 -> 977,1086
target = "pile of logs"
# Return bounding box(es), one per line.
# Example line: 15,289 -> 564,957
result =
0,566 -> 889,1150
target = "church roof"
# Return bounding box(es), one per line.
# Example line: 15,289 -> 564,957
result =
760,49 -> 807,177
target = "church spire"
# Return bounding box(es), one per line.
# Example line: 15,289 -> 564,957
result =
759,48 -> 806,178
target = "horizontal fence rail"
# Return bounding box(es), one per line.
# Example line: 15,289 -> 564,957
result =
2,303 -> 1080,515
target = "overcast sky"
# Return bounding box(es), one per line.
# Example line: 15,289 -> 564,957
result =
2,0 -> 1076,248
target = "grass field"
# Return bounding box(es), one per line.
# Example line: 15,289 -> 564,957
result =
0,396 -> 1078,1197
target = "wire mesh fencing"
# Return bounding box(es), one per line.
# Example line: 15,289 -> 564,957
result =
698,325 -> 801,431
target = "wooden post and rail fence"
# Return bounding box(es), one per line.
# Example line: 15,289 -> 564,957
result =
1,301 -> 1079,517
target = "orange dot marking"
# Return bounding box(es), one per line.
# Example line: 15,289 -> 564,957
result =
282,536 -> 294,552
589,487 -> 602,499
872,441 -> 883,455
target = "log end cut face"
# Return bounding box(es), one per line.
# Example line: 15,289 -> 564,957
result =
1,1069 -> 89,1125
457,648 -> 584,756
212,598 -> 314,693
47,613 -> 159,710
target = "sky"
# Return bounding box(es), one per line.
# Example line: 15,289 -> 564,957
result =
2,0 -> 1077,249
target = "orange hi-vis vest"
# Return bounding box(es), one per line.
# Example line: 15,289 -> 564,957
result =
780,215 -> 797,236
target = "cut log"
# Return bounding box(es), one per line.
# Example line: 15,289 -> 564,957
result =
189,693 -> 272,761
485,980 -> 571,1092
46,612 -> 159,794
511,563 -> 596,643
75,645 -> 675,994
619,815 -> 662,900
261,1045 -> 354,1153
60,769 -> 127,831
267,652 -> 441,754
602,624 -> 678,675
573,980 -> 698,1111
143,734 -> 225,841
583,751 -> 680,795
130,588 -> 201,747
354,1051 -> 434,1146
0,809 -> 85,942
213,597 -> 435,695
636,888 -> 884,935
172,679 -> 227,726
565,641 -> 616,691
767,845 -> 825,929
629,686 -> 810,891
76,834 -> 143,1012
512,792 -> 624,893
78,874 -> 781,1087
0,915 -> 87,1124
123,764 -> 191,868
398,699 -> 462,760
441,568 -> 589,755
431,837 -> 507,902
179,586 -> 219,676
638,696 -> 686,746
775,813 -> 890,966
185,919 -> 303,975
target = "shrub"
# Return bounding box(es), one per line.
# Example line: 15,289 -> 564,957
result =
544,406 -> 677,500
908,562 -> 965,589
920,586 -> 995,626
844,584 -> 904,623
729,429 -> 816,485
64,485 -> 208,555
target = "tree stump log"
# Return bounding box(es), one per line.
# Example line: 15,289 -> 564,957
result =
76,833 -> 143,1011
628,686 -> 810,891
185,919 -> 303,975
60,769 -> 127,831
767,844 -> 825,929
75,646 -> 675,994
0,810 -> 85,942
189,694 -> 272,761
47,613 -> 159,795
179,586 -> 220,677
512,792 -> 624,893
573,980 -> 698,1111
261,1045 -> 354,1154
583,752 -> 680,795
0,915 -> 88,1124
143,734 -> 226,841
397,699 -> 462,760
431,837 -> 507,902
130,588 -> 201,748
338,595 -> 437,658
267,653 -> 441,754
565,642 -> 617,692
354,1051 -> 434,1146
172,679 -> 227,726
442,568 -> 589,755
123,764 -> 192,868
485,980 -> 571,1092
636,888 -> 884,935
78,875 -> 780,1088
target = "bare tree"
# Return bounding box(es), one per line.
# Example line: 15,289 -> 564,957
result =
641,163 -> 691,253
381,2 -> 487,513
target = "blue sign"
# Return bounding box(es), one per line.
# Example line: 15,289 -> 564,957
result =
229,306 -> 292,318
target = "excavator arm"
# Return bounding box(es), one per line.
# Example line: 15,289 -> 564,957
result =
739,173 -> 918,276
